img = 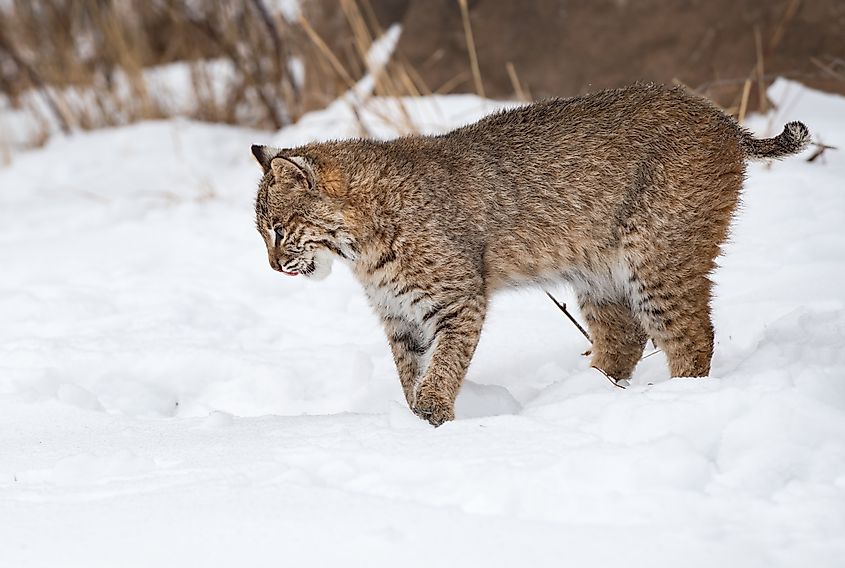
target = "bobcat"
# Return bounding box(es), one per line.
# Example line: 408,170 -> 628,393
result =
251,83 -> 809,426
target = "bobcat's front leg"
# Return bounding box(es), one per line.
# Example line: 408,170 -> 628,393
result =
412,294 -> 486,426
382,316 -> 426,406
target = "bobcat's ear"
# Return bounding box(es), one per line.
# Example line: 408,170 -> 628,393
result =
270,155 -> 316,191
251,144 -> 282,173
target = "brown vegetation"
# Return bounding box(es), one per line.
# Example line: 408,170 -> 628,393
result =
0,1 -> 307,134
0,0 -> 422,146
1,0 -> 842,148
384,0 -> 845,114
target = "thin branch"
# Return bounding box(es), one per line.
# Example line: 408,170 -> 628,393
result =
592,366 -> 628,390
546,290 -> 663,372
248,0 -> 301,112
545,291 -> 591,343
249,0 -> 283,62
640,349 -> 662,360
806,141 -> 838,163
809,56 -> 845,81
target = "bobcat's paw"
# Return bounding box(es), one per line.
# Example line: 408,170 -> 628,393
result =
412,385 -> 455,427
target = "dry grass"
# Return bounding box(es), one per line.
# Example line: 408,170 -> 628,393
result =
0,0 -> 427,149
458,0 -> 484,99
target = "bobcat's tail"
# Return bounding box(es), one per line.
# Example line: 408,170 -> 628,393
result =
741,121 -> 811,160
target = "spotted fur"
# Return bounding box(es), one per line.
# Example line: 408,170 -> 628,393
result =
251,83 -> 809,426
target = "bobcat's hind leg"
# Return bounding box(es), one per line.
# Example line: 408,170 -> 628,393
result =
630,271 -> 714,377
578,296 -> 648,380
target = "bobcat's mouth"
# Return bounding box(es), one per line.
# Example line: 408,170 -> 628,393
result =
276,252 -> 331,280
280,260 -> 315,277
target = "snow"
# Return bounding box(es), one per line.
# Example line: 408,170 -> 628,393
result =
0,60 -> 238,150
1,79 -> 844,567
268,0 -> 302,23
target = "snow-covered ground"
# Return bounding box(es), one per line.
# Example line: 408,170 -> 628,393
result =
1,80 -> 844,567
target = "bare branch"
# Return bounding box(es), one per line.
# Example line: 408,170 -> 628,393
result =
544,291 -> 591,343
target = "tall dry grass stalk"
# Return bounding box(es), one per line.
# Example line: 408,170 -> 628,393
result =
737,78 -> 753,124
506,61 -> 529,101
458,0 -> 485,99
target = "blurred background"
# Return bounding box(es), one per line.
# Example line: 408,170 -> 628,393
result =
1,0 -> 842,156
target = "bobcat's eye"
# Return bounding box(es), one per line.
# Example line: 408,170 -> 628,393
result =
273,226 -> 285,247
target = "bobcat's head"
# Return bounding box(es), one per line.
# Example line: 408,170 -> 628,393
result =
251,145 -> 357,280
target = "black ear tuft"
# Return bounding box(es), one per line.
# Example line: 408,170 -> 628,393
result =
251,145 -> 282,172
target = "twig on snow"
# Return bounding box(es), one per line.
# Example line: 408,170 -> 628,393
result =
592,366 -> 628,389
545,291 -> 591,343
640,348 -> 662,360
807,141 -> 838,163
545,291 -> 662,388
